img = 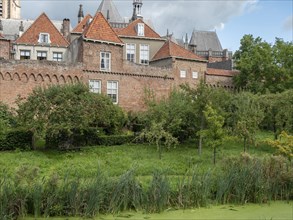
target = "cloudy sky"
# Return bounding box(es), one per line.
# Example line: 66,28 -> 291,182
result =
21,0 -> 292,52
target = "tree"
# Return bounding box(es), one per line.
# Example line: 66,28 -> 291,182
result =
199,105 -> 226,165
17,83 -> 125,149
0,102 -> 15,139
138,121 -> 178,159
231,92 -> 264,152
267,131 -> 293,162
233,35 -> 293,93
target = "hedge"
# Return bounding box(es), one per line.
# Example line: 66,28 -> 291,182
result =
0,129 -> 33,151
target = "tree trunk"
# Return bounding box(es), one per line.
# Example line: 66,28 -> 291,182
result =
159,145 -> 162,160
198,114 -> 204,155
243,137 -> 246,152
32,132 -> 36,150
213,147 -> 216,165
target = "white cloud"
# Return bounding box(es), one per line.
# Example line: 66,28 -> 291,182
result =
283,15 -> 293,31
21,0 -> 260,38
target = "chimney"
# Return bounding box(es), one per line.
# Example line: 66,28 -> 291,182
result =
78,4 -> 84,23
184,33 -> 188,50
0,19 -> 3,35
62,18 -> 70,41
19,21 -> 24,37
223,49 -> 229,61
107,10 -> 110,21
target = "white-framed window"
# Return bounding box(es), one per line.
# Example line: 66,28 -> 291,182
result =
53,52 -> 63,61
126,44 -> 136,62
89,79 -> 101,94
107,81 -> 118,104
100,52 -> 111,71
192,71 -> 198,79
180,70 -> 186,78
38,33 -> 50,44
137,23 -> 145,36
140,44 -> 149,65
37,51 -> 47,60
20,50 -> 30,60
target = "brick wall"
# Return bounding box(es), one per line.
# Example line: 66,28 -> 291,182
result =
0,39 -> 10,59
205,74 -> 234,88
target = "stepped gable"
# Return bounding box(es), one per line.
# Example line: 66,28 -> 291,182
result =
206,68 -> 238,77
72,14 -> 92,33
83,12 -> 123,44
152,40 -> 206,62
117,19 -> 161,39
97,0 -> 123,23
15,13 -> 69,47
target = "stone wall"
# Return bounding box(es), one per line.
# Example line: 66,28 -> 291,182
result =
205,74 -> 234,88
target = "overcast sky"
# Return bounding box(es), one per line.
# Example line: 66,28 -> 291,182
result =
21,0 -> 293,52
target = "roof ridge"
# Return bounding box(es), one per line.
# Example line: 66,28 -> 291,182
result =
16,12 -> 69,46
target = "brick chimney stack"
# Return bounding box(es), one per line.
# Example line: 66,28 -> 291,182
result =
62,18 -> 70,41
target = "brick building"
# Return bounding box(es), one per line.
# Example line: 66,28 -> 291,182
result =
0,0 -> 237,112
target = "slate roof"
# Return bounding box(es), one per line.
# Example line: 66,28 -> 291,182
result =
15,13 -> 69,47
206,68 -> 238,77
117,19 -> 161,39
152,40 -> 206,62
190,30 -> 223,51
83,12 -> 123,45
72,14 -> 92,33
0,18 -> 65,41
97,0 -> 123,23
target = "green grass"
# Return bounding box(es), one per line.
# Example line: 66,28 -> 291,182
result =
0,134 -> 275,179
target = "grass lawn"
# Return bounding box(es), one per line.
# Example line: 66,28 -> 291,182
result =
0,132 -> 276,179
21,201 -> 293,220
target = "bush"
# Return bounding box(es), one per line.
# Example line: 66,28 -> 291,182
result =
0,129 -> 32,151
97,135 -> 135,146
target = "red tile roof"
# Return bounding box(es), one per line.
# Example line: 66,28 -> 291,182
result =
152,40 -> 206,62
83,12 -> 123,44
72,14 -> 92,33
206,68 -> 238,77
117,19 -> 161,39
15,13 -> 69,47
0,33 -> 5,39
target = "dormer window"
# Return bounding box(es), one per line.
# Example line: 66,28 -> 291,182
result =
137,23 -> 144,37
38,33 -> 50,44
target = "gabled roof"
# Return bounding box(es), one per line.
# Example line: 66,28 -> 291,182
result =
83,12 -> 123,45
190,30 -> 223,51
206,68 -> 238,77
72,14 -> 92,34
15,13 -> 69,47
152,40 -> 206,62
0,33 -> 5,39
97,0 -> 123,23
117,19 -> 162,39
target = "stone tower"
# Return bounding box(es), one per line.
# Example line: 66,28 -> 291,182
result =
0,0 -> 21,19
131,0 -> 143,21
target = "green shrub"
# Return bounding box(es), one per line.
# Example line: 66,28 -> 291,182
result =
0,129 -> 32,151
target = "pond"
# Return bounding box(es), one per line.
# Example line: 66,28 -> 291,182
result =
22,201 -> 292,220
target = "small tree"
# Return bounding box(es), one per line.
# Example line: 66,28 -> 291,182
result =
267,131 -> 293,162
138,121 -> 178,159
0,102 -> 15,139
199,105 -> 226,165
232,92 -> 264,152
17,83 -> 125,149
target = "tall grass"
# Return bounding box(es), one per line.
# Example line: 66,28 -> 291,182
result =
0,154 -> 292,219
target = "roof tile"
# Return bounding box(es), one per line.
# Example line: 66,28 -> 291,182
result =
117,19 -> 161,39
72,14 -> 92,33
83,12 -> 123,44
152,40 -> 206,61
15,13 -> 69,47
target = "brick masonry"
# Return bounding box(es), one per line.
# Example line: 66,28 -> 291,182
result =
0,39 -> 10,60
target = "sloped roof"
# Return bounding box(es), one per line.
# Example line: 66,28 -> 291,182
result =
0,18 -> 65,41
15,13 -> 69,47
190,30 -> 223,51
206,68 -> 238,77
72,14 -> 92,33
0,33 -> 5,39
83,12 -> 123,45
97,0 -> 123,23
152,40 -> 206,62
117,19 -> 162,39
